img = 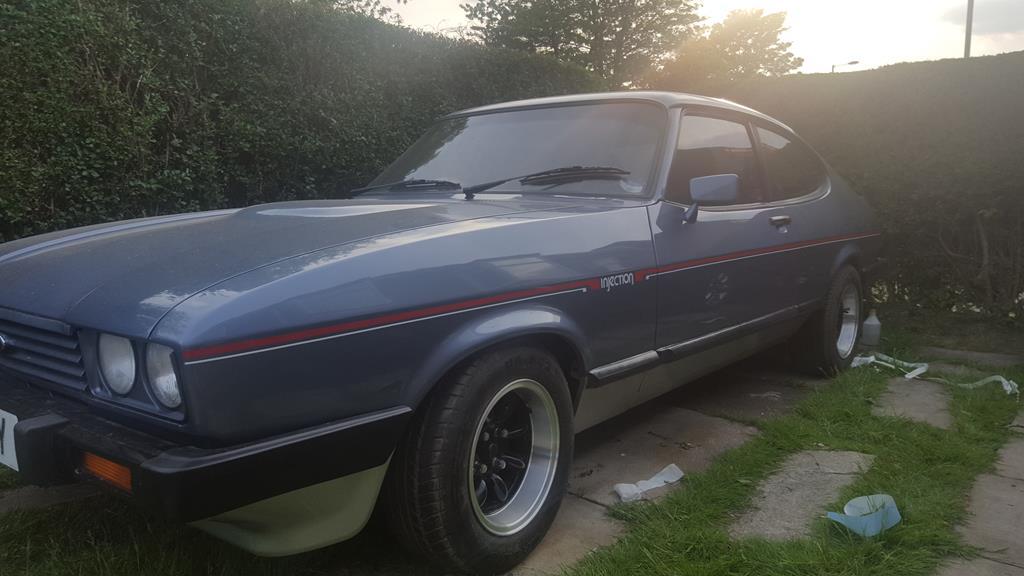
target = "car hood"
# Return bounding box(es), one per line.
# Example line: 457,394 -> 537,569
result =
0,197 -> 570,337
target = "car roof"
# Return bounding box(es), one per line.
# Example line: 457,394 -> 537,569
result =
449,91 -> 792,131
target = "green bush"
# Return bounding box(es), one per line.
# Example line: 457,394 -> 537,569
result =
3,1 -> 1020,317
713,53 -> 1024,317
0,0 -> 600,241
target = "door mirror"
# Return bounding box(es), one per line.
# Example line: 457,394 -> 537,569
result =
690,174 -> 739,206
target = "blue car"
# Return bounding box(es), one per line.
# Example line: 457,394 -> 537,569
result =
0,92 -> 880,573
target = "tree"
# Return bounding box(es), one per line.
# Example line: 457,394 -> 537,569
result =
327,0 -> 407,23
653,9 -> 802,90
462,0 -> 701,86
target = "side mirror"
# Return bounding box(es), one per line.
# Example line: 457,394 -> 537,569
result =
683,174 -> 739,223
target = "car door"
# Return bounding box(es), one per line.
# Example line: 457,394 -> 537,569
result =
640,109 -> 798,399
750,123 -> 834,307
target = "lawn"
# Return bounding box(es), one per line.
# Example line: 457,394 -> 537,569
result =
567,347 -> 1021,575
0,312 -> 1020,576
880,304 -> 1024,356
0,469 -> 18,491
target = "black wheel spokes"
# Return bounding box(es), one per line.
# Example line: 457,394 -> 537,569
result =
476,478 -> 488,503
473,393 -> 533,515
490,474 -> 509,504
503,455 -> 526,470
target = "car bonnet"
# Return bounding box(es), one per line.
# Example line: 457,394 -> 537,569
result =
0,198 -> 546,338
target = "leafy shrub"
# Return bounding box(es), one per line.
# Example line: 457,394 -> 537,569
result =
714,53 -> 1024,317
3,1 -> 1020,318
0,0 -> 599,241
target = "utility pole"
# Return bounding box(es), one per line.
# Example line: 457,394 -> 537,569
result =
964,0 -> 975,58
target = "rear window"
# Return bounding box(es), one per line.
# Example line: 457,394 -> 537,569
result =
756,127 -> 826,201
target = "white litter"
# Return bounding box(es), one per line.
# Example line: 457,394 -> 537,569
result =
852,352 -> 1019,398
613,464 -> 685,502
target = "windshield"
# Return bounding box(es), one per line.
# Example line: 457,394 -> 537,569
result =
370,102 -> 666,197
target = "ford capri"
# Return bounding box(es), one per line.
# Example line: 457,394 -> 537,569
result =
0,92 -> 880,574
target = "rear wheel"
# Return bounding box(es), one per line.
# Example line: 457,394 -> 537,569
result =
385,346 -> 573,574
795,265 -> 863,375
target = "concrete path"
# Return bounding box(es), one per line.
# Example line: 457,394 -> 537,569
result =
918,346 -> 1024,369
513,494 -> 624,576
958,435 -> 1024,571
872,377 -> 953,430
996,438 -> 1024,480
729,450 -> 875,541
1011,410 -> 1024,432
517,363 -> 804,574
570,405 -> 759,506
664,367 -> 813,424
936,558 -> 1024,576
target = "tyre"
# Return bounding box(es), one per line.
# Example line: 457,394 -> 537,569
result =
794,265 -> 863,375
385,346 -> 574,574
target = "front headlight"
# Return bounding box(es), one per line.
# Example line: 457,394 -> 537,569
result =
98,334 -> 136,395
146,343 -> 181,408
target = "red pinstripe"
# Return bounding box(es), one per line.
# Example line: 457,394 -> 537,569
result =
182,278 -> 601,361
183,231 -> 879,362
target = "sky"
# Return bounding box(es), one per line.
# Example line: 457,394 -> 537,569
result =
394,0 -> 1024,73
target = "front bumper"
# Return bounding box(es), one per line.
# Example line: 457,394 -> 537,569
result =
1,372 -> 410,522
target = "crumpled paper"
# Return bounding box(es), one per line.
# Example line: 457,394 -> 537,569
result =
613,464 -> 684,502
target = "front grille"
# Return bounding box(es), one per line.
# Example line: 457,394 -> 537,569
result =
0,308 -> 85,390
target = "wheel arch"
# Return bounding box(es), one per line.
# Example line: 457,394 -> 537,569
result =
405,305 -> 592,414
830,242 -> 863,278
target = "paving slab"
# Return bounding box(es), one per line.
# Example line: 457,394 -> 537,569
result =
732,367 -> 833,392
960,474 -> 1024,568
1012,411 -> 1024,431
664,368 -> 809,423
918,346 -> 1024,369
935,558 -> 1024,576
872,377 -> 953,430
996,438 -> 1024,481
0,484 -> 98,515
510,495 -> 623,576
570,405 -> 758,506
729,450 -> 875,541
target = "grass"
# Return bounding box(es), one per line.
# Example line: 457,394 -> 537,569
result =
0,469 -> 19,491
0,322 -> 1020,576
567,359 -> 1022,575
879,304 -> 1024,356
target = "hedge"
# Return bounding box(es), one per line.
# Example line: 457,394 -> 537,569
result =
2,0 -> 1021,317
711,53 -> 1024,317
0,0 -> 600,242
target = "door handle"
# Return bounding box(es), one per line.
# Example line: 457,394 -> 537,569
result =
770,215 -> 791,228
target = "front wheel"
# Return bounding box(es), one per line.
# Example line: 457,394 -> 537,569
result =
385,346 -> 574,574
794,265 -> 863,375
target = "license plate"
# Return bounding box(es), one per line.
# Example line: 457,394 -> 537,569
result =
0,408 -> 18,472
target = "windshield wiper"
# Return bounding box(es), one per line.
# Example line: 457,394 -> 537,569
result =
350,178 -> 463,196
463,166 -> 631,197
351,166 -> 630,200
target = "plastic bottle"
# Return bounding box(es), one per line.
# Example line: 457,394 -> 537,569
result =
861,309 -> 881,347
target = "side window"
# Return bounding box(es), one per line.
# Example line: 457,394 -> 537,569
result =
666,115 -> 762,205
756,127 -> 826,200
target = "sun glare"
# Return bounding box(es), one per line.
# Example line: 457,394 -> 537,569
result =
398,0 -> 1024,73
